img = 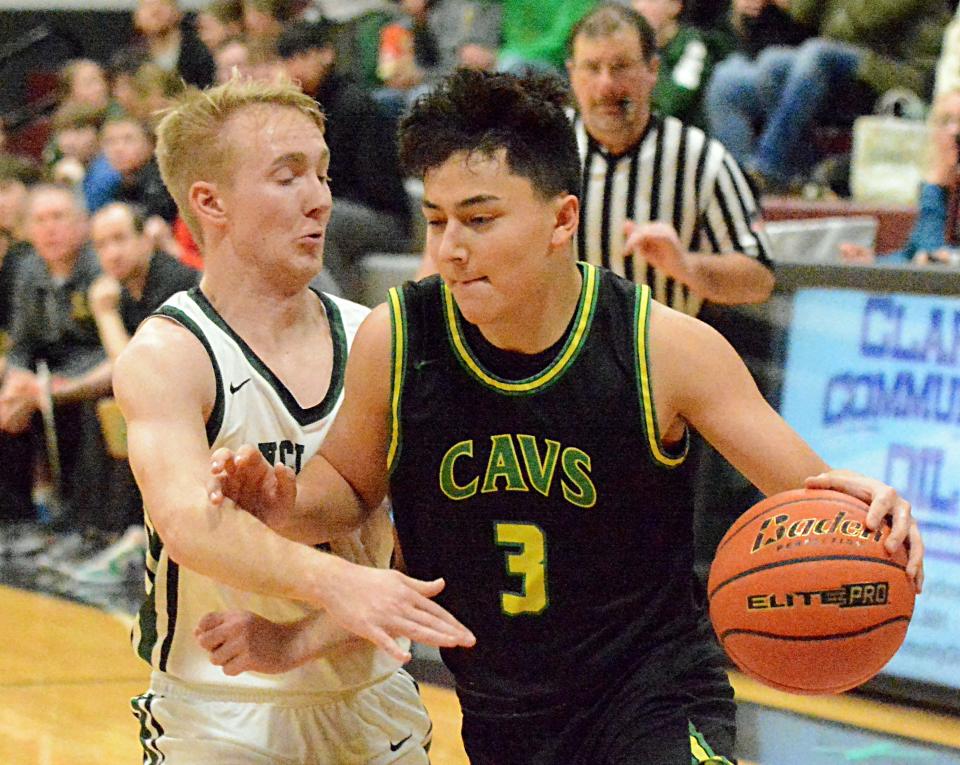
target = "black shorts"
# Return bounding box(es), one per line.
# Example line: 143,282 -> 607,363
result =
458,625 -> 736,765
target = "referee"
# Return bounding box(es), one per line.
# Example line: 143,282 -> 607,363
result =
567,3 -> 775,582
567,3 -> 774,318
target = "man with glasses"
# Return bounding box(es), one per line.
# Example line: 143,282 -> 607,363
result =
567,2 -> 773,317
566,2 -> 776,595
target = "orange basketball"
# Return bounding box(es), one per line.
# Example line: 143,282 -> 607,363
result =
707,488 -> 915,694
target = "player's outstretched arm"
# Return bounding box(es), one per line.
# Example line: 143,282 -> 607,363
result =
648,302 -> 924,592
195,610 -> 365,675
116,318 -> 475,662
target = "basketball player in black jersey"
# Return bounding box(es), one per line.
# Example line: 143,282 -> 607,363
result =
205,70 -> 924,764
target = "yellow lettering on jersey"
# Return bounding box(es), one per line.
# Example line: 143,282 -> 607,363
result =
439,439 -> 479,500
517,434 -> 561,497
561,447 -> 596,508
496,522 -> 547,615
481,434 -> 530,494
438,435 -> 597,508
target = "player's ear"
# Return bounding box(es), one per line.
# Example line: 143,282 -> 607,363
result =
550,193 -> 579,248
190,180 -> 226,227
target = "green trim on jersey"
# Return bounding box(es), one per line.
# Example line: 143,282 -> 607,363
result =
689,720 -> 734,764
387,286 -> 408,474
184,287 -> 348,426
133,509 -> 178,673
442,262 -> 600,395
635,284 -> 688,468
154,304 -> 225,446
134,520 -> 163,666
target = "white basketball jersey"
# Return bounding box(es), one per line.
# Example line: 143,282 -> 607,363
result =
131,287 -> 401,694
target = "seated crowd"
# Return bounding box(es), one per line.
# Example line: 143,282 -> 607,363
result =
0,0 -> 957,587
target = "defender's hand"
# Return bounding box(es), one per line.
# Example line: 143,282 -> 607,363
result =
195,610 -> 309,675
209,444 -> 296,529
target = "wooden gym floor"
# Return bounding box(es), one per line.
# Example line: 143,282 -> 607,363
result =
2,581 -> 960,764
0,584 -> 471,765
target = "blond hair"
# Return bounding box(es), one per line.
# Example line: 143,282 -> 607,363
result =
154,75 -> 324,243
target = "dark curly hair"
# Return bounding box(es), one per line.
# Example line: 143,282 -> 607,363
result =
399,69 -> 581,201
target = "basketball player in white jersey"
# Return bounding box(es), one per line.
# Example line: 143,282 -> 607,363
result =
112,75 -> 475,763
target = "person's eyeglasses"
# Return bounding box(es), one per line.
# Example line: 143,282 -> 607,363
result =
572,59 -> 645,80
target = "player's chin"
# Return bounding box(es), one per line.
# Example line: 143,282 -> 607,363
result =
451,289 -> 498,325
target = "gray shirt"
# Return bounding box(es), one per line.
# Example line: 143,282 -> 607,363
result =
7,246 -> 105,377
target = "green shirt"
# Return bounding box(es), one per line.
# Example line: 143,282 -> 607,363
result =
500,0 -> 597,71
652,25 -> 713,128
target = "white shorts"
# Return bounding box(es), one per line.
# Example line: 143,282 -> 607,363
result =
131,670 -> 432,764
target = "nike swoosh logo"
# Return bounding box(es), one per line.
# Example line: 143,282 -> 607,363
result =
229,379 -> 251,394
389,734 -> 412,752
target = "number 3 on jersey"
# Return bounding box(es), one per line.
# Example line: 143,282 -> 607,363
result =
495,522 -> 547,615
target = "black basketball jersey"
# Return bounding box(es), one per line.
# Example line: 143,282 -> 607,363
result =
387,263 -> 705,705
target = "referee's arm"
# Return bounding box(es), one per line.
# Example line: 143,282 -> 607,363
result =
688,148 -> 775,305
623,219 -> 775,306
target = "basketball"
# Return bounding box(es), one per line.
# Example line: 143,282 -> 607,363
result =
707,488 -> 915,694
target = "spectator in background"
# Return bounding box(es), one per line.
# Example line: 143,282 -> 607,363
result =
681,0 -> 728,30
278,21 -> 412,300
0,155 -> 39,247
43,61 -> 118,194
373,0 -> 502,121
633,0 -> 714,127
0,157 -> 38,540
59,201 -> 201,583
0,185 -> 132,562
842,89 -> 960,266
196,0 -> 245,54
429,0 -> 501,74
242,0 -> 297,50
214,36 -> 284,83
0,159 -> 41,543
705,0 -> 810,170
44,105 -> 121,213
89,203 -> 199,363
498,0 -> 596,74
311,0 -> 396,89
214,36 -> 254,82
57,59 -> 112,114
132,0 -> 216,88
936,4 -> 960,99
0,156 -> 41,356
709,0 -> 950,192
107,48 -> 150,119
100,114 -> 178,224
129,63 -> 187,129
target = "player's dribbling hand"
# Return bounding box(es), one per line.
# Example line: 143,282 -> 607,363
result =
209,444 -> 296,530
804,470 -> 924,593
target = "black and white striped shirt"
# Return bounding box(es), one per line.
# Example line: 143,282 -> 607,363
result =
574,113 -> 772,316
